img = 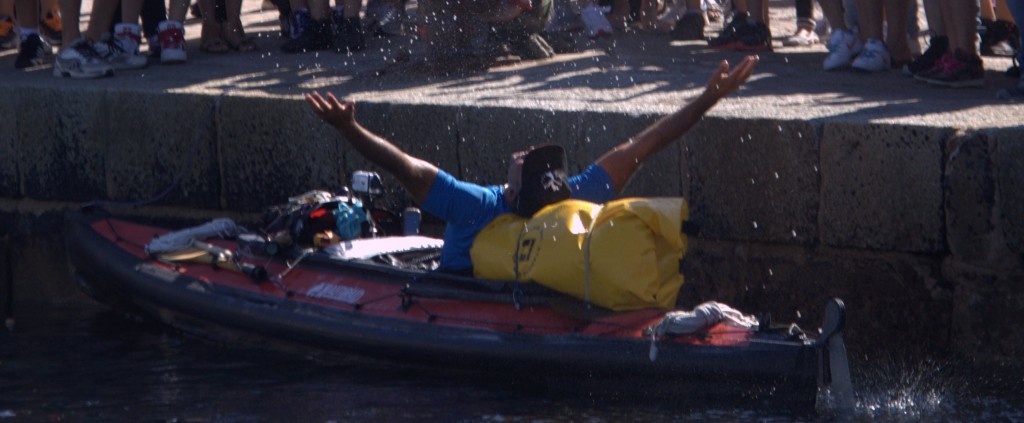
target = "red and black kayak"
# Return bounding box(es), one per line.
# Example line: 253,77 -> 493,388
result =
64,210 -> 852,410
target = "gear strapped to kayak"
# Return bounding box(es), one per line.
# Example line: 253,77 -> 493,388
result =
471,197 -> 688,311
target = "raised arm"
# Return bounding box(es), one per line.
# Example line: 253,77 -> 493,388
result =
594,55 -> 759,194
305,91 -> 439,203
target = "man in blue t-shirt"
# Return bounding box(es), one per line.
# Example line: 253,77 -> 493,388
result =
305,55 -> 758,272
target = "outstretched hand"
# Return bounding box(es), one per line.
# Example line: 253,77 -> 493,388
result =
703,55 -> 759,100
305,91 -> 356,130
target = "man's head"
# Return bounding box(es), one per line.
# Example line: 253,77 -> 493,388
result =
506,144 -> 571,217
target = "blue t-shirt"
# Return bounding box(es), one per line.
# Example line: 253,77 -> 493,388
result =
420,164 -> 616,271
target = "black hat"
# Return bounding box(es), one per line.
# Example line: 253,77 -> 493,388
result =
514,145 -> 571,217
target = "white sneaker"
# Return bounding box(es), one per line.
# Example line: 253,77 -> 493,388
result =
783,28 -> 819,46
851,38 -> 891,72
94,26 -> 148,70
53,38 -> 114,78
158,20 -> 187,64
822,28 -> 862,70
581,4 -> 613,38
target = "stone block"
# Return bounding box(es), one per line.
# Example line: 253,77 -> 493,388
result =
18,88 -> 108,202
575,110 -> 682,198
218,95 -> 344,212
105,92 -> 221,209
681,241 -> 951,359
351,102 -> 462,210
686,118 -> 819,245
995,128 -> 1024,255
457,106 -> 582,186
949,263 -> 1024,363
0,87 -> 18,198
944,132 -> 998,263
820,123 -> 948,253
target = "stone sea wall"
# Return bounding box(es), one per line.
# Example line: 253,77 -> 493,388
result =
1,89 -> 1021,365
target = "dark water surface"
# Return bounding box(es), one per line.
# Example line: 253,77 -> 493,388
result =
1,304 -> 1022,423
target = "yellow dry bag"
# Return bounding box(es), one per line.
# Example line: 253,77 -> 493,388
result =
470,197 -> 688,311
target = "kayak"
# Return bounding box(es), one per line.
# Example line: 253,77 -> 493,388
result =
64,209 -> 852,410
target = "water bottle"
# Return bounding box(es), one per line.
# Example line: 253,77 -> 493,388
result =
403,207 -> 421,235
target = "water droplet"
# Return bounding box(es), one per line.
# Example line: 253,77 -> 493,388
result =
791,229 -> 798,238
778,125 -> 783,132
768,268 -> 773,276
752,221 -> 758,228
774,172 -> 779,179
796,310 -> 802,319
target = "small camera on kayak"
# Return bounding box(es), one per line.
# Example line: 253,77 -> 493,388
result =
352,171 -> 383,197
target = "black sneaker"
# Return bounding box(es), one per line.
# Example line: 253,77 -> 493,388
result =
707,12 -> 748,48
903,35 -> 948,77
281,19 -> 334,53
915,49 -> 984,88
15,33 -> 52,69
671,12 -> 705,41
334,15 -> 366,54
980,19 -> 1020,57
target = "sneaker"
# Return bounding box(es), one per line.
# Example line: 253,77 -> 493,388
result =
282,18 -> 333,53
289,8 -> 311,40
851,38 -> 890,72
980,19 -> 1020,57
95,28 -> 147,70
365,1 -> 403,36
707,12 -> 747,48
581,4 -> 613,38
39,5 -> 63,46
15,33 -> 52,69
53,38 -> 114,78
333,13 -> 365,54
511,32 -> 555,60
671,12 -> 705,41
915,49 -> 984,88
709,13 -> 772,51
823,28 -> 863,70
997,80 -> 1024,100
0,16 -> 16,50
903,35 -> 948,76
783,27 -> 819,46
158,20 -> 187,63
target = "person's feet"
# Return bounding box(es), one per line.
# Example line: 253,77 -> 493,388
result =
53,38 -> 113,78
0,16 -> 15,50
851,38 -> 890,72
222,18 -> 258,52
914,50 -> 984,88
671,12 -> 705,41
822,28 -> 862,70
707,13 -> 772,52
39,5 -> 62,46
158,20 -> 188,63
783,26 -> 818,47
903,35 -> 947,77
15,33 -> 52,69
